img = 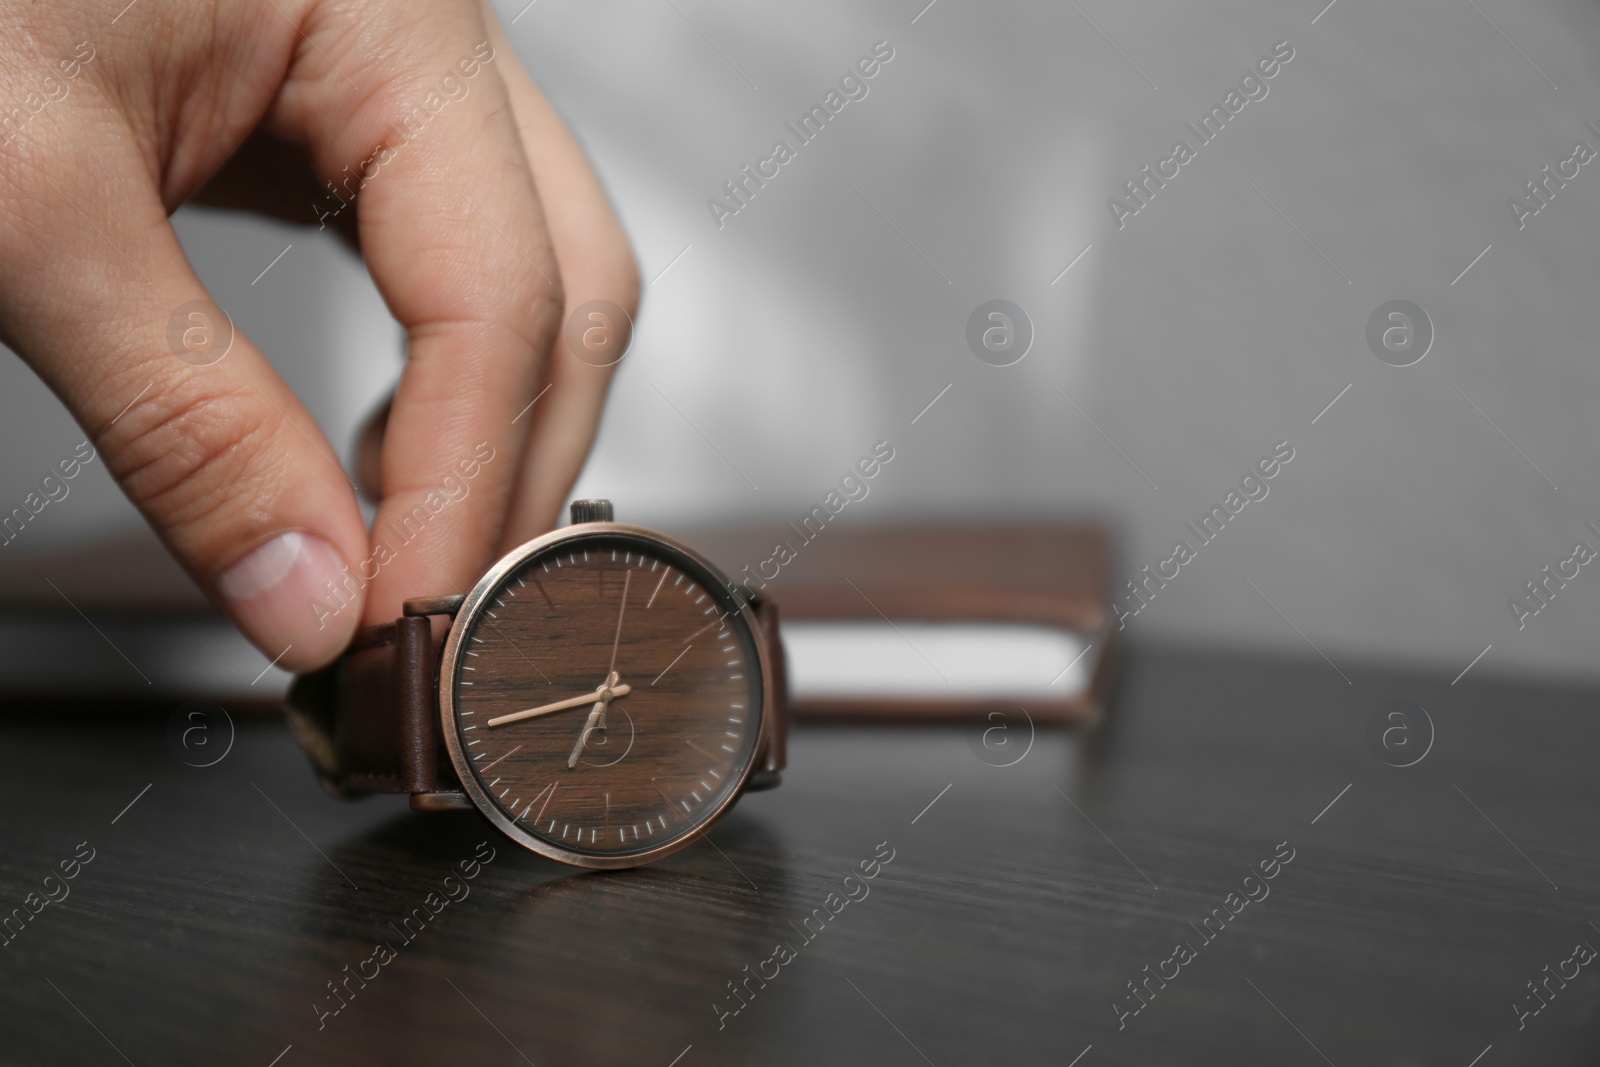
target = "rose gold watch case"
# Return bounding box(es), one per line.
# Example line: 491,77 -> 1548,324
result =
437,521 -> 775,870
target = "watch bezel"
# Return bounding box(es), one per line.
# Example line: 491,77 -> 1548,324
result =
437,521 -> 773,870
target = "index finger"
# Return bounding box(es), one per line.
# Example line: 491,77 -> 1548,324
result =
283,1 -> 563,623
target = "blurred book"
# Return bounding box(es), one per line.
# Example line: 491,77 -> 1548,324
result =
683,521 -> 1117,723
0,521 -> 1118,722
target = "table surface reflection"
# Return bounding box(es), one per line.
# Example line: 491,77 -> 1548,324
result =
1,643 -> 1597,1066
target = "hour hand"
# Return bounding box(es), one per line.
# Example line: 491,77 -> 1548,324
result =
568,671 -> 620,768
567,702 -> 607,769
488,683 -> 631,727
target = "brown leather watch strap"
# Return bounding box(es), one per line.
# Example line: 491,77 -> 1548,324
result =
750,596 -> 787,777
286,590 -> 787,797
284,616 -> 439,797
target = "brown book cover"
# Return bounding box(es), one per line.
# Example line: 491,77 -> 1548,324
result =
0,521 -> 1119,723
675,520 -> 1119,725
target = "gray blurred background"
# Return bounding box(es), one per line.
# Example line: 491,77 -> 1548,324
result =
1,0 -> 1597,683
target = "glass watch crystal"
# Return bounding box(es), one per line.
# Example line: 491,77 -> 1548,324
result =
440,530 -> 767,865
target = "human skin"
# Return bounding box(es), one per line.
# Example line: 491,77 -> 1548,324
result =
0,0 -> 639,671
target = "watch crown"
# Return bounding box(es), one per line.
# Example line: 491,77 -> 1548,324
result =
569,499 -> 614,524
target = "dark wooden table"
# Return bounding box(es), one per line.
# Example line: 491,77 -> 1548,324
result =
2,642 -> 1597,1066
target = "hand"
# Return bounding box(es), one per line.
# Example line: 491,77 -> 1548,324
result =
599,571 -> 632,730
0,0 -> 639,672
487,679 -> 631,728
567,701 -> 608,770
568,669 -> 619,768
607,571 -> 633,677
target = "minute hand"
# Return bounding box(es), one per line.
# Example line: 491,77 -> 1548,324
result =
487,685 -> 631,727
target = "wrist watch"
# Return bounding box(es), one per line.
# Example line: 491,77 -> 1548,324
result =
285,500 -> 788,869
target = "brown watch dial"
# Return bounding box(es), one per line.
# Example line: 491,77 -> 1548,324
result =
444,531 -> 765,862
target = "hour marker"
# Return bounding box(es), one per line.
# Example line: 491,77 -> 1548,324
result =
534,781 -> 559,824
720,744 -> 734,752
480,745 -> 520,772
464,725 -> 477,731
709,769 -> 721,780
728,717 -> 742,724
725,731 -> 738,737
699,781 -> 710,792
499,786 -> 510,798
468,738 -> 481,745
691,790 -> 702,801
685,613 -> 727,643
647,568 -> 670,608
652,644 -> 693,686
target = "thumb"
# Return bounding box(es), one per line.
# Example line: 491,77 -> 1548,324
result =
0,175 -> 371,672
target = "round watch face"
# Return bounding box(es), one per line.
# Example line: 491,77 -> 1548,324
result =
440,527 -> 767,867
